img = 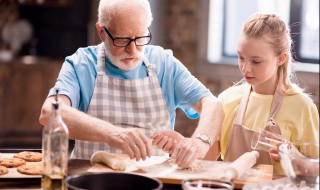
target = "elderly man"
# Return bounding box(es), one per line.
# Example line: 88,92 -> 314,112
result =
39,0 -> 224,167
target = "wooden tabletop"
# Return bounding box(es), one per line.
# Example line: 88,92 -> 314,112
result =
0,159 -> 182,190
67,158 -> 272,189
0,152 -> 273,189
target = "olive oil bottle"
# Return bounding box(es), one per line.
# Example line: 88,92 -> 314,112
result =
42,89 -> 69,190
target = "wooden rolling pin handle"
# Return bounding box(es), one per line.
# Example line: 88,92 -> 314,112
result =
224,151 -> 260,180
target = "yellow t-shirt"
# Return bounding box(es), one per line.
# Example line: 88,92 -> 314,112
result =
218,84 -> 319,174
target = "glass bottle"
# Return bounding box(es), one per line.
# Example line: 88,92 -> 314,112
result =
41,89 -> 69,190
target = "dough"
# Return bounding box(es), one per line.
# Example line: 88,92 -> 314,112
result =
90,151 -> 127,171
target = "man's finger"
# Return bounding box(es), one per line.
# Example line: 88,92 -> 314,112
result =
152,134 -> 163,146
122,141 -> 135,159
163,138 -> 174,152
157,136 -> 169,149
132,143 -> 142,161
133,135 -> 147,161
150,133 -> 159,139
139,132 -> 152,158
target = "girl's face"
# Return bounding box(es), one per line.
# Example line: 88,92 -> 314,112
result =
237,33 -> 284,94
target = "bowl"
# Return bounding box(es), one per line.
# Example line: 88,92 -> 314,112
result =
66,172 -> 163,190
278,143 -> 319,189
182,178 -> 234,190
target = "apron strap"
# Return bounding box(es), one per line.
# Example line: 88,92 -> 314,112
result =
142,56 -> 155,77
264,82 -> 284,134
269,83 -> 284,119
98,44 -> 106,73
269,68 -> 285,119
234,84 -> 251,125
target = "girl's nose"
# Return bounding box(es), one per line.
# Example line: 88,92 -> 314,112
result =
241,62 -> 251,73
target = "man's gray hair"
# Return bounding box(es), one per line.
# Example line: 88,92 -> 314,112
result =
98,0 -> 153,27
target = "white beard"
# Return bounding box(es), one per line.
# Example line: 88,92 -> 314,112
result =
104,43 -> 144,71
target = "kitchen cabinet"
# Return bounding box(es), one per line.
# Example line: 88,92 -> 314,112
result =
0,57 -> 62,148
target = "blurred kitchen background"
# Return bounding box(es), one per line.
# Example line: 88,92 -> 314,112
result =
0,0 -> 319,149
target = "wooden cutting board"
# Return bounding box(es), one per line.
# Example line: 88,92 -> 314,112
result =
72,154 -> 273,189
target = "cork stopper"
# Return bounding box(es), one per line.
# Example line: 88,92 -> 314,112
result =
52,88 -> 59,110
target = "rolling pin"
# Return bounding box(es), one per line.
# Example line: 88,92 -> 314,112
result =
221,151 -> 259,181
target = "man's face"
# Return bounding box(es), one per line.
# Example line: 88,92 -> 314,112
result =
98,8 -> 149,70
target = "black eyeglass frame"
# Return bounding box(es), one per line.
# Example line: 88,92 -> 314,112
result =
103,27 -> 152,47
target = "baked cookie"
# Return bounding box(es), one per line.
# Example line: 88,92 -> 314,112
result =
17,162 -> 43,175
0,166 -> 8,175
14,151 -> 42,162
0,158 -> 26,168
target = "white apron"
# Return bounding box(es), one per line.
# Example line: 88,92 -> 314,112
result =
71,45 -> 171,159
224,84 -> 283,164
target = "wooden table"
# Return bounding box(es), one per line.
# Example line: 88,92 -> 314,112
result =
0,159 -> 181,190
1,151 -> 273,189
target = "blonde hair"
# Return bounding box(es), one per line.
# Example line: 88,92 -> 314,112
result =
240,13 -> 304,95
97,0 -> 153,28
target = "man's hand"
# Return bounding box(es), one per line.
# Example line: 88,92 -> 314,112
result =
106,127 -> 152,161
151,130 -> 184,154
170,137 -> 210,168
40,96 -> 152,162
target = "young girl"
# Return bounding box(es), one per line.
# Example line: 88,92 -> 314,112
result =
152,13 -> 319,174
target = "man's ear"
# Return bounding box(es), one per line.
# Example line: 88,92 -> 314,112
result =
96,22 -> 105,42
277,52 -> 288,66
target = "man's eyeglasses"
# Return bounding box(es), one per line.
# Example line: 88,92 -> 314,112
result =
104,27 -> 152,47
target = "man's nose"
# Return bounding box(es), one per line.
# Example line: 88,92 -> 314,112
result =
125,41 -> 138,55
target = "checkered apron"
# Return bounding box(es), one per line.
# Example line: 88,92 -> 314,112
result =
70,45 -> 171,159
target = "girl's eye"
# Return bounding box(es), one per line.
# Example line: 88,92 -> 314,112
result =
252,60 -> 261,64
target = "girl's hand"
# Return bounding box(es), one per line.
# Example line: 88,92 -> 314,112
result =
151,130 -> 184,153
269,148 -> 280,162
